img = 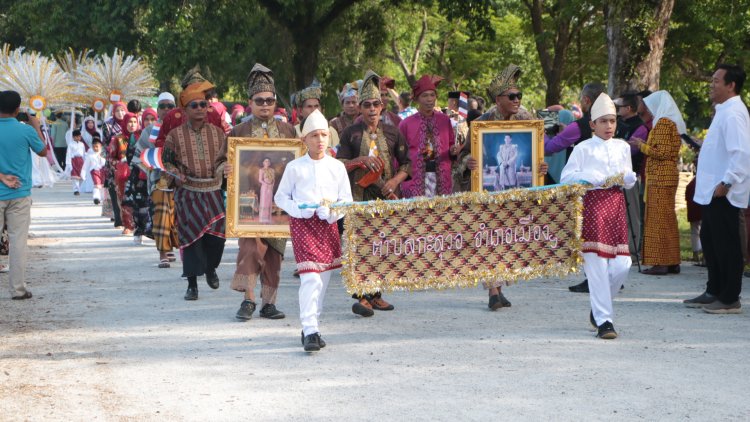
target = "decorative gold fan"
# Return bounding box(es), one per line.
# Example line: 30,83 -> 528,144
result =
75,49 -> 156,105
0,46 -> 78,112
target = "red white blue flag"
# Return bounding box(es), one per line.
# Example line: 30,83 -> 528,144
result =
458,92 -> 469,119
148,122 -> 161,143
140,147 -> 165,171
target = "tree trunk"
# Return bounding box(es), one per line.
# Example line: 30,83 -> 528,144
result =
605,1 -> 637,96
634,0 -> 675,91
290,30 -> 322,91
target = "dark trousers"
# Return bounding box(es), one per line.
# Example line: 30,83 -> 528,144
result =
54,147 -> 67,170
107,184 -> 122,227
701,197 -> 744,303
182,234 -> 225,278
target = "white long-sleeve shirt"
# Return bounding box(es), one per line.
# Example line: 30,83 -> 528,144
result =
80,150 -> 106,182
694,95 -> 750,207
560,135 -> 635,189
274,154 -> 353,219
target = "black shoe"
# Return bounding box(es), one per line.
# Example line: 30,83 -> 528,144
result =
596,321 -> 618,339
93,199 -> 101,205
498,293 -> 512,307
488,294 -> 503,311
569,279 -> 589,293
11,291 -> 32,300
301,330 -> 326,348
184,287 -> 198,301
259,303 -> 285,319
74,191 -> 80,196
303,333 -> 321,352
683,291 -> 716,308
206,270 -> 220,289
589,311 -> 597,330
667,264 -> 681,274
236,299 -> 256,321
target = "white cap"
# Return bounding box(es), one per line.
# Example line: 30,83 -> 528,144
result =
157,92 -> 175,103
301,109 -> 329,137
590,93 -> 616,121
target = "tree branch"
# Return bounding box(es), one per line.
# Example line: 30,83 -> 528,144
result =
390,37 -> 412,84
317,0 -> 359,30
256,0 -> 292,27
410,9 -> 428,76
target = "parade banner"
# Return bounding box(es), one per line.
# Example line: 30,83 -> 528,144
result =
341,184 -> 588,295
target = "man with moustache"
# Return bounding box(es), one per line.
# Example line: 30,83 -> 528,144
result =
329,81 -> 361,135
226,63 -> 297,322
337,70 -> 411,317
292,81 -> 340,153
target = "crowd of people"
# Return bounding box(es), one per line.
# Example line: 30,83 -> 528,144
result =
1,61 -> 749,351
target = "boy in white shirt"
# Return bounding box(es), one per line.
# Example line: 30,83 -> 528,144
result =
81,138 -> 107,205
561,93 -> 637,339
274,110 -> 353,352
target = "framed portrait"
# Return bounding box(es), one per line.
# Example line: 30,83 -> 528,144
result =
226,137 -> 305,238
470,120 -> 545,192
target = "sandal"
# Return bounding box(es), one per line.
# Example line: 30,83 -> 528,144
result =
158,259 -> 170,268
166,252 -> 177,262
0,264 -> 8,273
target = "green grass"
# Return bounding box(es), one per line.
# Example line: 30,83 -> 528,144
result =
676,207 -> 695,261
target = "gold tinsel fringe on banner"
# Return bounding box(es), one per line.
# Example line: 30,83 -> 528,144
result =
339,182 -> 609,295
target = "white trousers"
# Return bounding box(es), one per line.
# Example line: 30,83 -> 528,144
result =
299,271 -> 332,336
92,186 -> 103,201
583,252 -> 631,326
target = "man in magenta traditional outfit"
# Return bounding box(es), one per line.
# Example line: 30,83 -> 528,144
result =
398,75 -> 456,198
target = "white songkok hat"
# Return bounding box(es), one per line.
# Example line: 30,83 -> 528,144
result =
301,109 -> 329,137
157,92 -> 175,103
590,93 -> 616,121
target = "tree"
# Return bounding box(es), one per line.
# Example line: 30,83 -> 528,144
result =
519,0 -> 598,105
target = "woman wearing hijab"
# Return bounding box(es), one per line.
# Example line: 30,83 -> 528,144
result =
628,90 -> 684,275
123,109 -> 155,244
102,102 -> 128,226
81,116 -> 102,148
109,112 -> 140,235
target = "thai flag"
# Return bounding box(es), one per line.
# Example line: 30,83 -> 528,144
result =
458,92 -> 469,119
148,122 -> 161,143
140,147 -> 165,171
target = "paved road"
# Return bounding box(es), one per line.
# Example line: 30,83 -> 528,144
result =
1,183 -> 748,421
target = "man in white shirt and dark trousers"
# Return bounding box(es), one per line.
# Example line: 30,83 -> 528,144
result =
684,64 -> 750,314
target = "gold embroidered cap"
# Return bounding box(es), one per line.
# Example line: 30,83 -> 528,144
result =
294,79 -> 322,108
246,63 -> 275,98
487,64 -> 522,99
181,64 -> 213,89
358,70 -> 381,104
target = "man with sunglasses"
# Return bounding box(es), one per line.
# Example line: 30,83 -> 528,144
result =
462,64 -> 549,311
224,63 -> 297,322
163,82 -> 228,301
329,81 -> 361,135
337,70 -> 411,317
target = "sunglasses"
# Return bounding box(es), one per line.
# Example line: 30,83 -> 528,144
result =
187,101 -> 208,109
361,101 -> 382,109
501,92 -> 523,101
253,97 -> 276,106
158,103 -> 175,110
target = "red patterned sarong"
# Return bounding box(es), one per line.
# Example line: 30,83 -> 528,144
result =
71,156 -> 84,179
90,169 -> 104,186
582,187 -> 629,258
290,216 -> 342,274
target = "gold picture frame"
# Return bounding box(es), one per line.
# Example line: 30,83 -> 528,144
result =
470,120 -> 545,192
225,137 -> 305,238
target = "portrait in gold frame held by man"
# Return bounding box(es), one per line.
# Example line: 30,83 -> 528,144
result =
470,120 -> 545,192
225,137 -> 305,238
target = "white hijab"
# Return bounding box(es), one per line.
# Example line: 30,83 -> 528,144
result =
643,90 -> 687,135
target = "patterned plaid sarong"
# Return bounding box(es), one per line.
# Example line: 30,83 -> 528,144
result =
174,188 -> 225,249
152,190 -> 179,252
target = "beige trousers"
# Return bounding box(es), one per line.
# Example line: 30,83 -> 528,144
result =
0,196 -> 32,297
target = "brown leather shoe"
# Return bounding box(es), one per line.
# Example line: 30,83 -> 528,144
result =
642,265 -> 668,275
370,296 -> 394,311
352,298 -> 374,317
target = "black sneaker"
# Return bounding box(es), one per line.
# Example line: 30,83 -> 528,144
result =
303,333 -> 321,352
184,287 -> 198,301
683,291 -> 716,308
236,299 -> 256,321
301,330 -> 326,348
206,270 -> 220,289
259,303 -> 285,319
569,279 -> 589,293
93,199 -> 101,205
596,321 -> 618,339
